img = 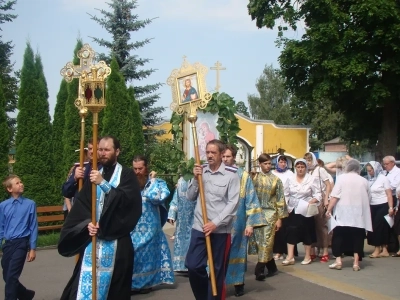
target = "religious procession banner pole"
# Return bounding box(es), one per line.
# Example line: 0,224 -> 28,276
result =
61,44 -> 96,190
167,57 -> 217,296
61,45 -> 111,300
81,62 -> 111,300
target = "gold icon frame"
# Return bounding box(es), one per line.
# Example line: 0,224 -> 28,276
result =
167,57 -> 211,115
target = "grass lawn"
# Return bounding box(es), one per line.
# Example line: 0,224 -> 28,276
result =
37,232 -> 60,248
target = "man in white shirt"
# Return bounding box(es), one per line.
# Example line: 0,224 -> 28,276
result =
382,156 -> 400,205
382,155 -> 400,256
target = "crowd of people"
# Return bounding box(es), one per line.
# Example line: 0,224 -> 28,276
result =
1,135 -> 400,300
167,149 -> 400,299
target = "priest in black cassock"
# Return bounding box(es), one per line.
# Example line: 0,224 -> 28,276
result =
58,135 -> 142,300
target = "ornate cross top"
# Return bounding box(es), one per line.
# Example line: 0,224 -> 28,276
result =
210,61 -> 226,92
60,44 -> 96,99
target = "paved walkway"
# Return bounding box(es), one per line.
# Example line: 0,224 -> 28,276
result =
0,225 -> 398,299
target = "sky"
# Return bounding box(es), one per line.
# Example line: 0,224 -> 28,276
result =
3,0 -> 304,121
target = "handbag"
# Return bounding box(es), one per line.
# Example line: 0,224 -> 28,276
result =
307,203 -> 319,216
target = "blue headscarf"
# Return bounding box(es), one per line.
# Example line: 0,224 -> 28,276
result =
276,155 -> 288,173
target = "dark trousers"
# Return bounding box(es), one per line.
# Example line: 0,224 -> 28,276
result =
1,237 -> 30,300
185,229 -> 231,300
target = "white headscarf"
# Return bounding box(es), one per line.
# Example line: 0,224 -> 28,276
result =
294,158 -> 308,174
366,161 -> 383,183
345,159 -> 361,174
305,152 -> 318,171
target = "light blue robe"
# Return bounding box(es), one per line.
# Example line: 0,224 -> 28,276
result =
77,163 -> 122,300
131,178 -> 175,289
226,168 -> 266,286
167,177 -> 196,271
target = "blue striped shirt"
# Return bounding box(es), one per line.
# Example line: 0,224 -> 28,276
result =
0,196 -> 38,250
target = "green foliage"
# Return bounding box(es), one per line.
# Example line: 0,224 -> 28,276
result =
235,101 -> 250,117
247,64 -> 293,124
14,43 -> 53,206
249,0 -> 400,158
37,232 -> 60,248
51,80 -> 68,194
202,92 -> 241,145
169,112 -> 184,146
128,86 -> 145,158
148,139 -> 185,184
178,158 -> 197,182
166,92 -> 240,183
102,57 -> 135,167
0,78 -> 10,182
0,0 -> 18,145
90,0 -> 164,127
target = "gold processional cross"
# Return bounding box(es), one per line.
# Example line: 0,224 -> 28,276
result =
210,61 -> 226,92
60,44 -> 96,99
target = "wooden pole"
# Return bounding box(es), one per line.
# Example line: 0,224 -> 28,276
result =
76,108 -> 87,264
188,114 -> 217,296
78,113 -> 86,190
91,112 -> 98,300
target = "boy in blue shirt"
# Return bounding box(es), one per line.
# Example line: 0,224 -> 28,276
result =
0,175 -> 38,300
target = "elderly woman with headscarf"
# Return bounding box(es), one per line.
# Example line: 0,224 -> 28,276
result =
282,159 -> 321,266
304,152 -> 332,263
326,159 -> 372,271
272,155 -> 295,260
365,161 -> 394,258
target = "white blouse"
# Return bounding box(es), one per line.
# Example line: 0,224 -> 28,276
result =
272,170 -> 294,186
284,173 -> 322,213
330,173 -> 372,231
309,166 -> 330,193
368,174 -> 390,205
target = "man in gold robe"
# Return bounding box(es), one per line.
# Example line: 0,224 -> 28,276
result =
249,153 -> 288,280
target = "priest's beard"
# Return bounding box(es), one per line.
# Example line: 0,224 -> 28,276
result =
136,173 -> 148,190
99,152 -> 117,167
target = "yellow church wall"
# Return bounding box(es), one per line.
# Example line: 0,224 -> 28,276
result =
150,113 -> 310,159
148,122 -> 173,140
236,115 -> 309,159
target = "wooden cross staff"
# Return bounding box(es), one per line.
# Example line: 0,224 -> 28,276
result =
60,44 -> 96,190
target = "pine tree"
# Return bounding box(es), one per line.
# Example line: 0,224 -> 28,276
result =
128,86 -> 145,157
62,39 -> 92,173
235,101 -> 250,117
51,80 -> 68,194
102,57 -> 135,167
0,78 -> 10,181
0,0 -> 18,145
90,0 -> 164,128
14,43 -> 53,206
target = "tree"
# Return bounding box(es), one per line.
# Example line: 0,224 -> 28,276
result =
90,0 -> 165,129
62,39 -> 86,174
0,78 -> 10,180
248,0 -> 400,160
128,86 -> 145,157
235,101 -> 250,117
0,0 -> 18,145
247,64 -> 293,124
102,57 -> 136,167
14,43 -> 53,206
51,80 -> 68,194
290,96 -> 345,150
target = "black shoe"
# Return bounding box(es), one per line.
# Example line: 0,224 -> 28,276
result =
255,274 -> 266,281
139,288 -> 153,294
255,262 -> 266,281
20,289 -> 35,300
266,259 -> 278,277
234,284 -> 245,297
266,268 -> 278,277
